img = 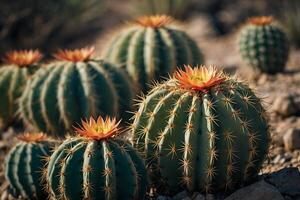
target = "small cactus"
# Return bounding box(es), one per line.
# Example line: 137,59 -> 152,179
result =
0,50 -> 42,129
239,16 -> 289,74
104,15 -> 204,91
19,47 -> 134,137
5,133 -> 55,199
46,116 -> 148,200
132,65 -> 270,194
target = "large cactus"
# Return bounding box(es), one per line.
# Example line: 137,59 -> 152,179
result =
0,50 -> 42,130
132,65 -> 270,194
46,116 -> 148,200
19,47 -> 134,137
5,133 -> 55,199
104,15 -> 204,91
239,16 -> 289,74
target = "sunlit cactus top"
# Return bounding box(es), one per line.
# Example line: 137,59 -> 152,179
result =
3,50 -> 42,66
17,132 -> 48,143
174,65 -> 227,93
53,46 -> 95,62
133,15 -> 174,28
247,16 -> 273,26
75,116 -> 121,140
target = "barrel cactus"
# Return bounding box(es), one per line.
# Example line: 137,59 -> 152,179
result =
104,15 -> 204,91
45,116 -> 148,200
5,133 -> 55,199
239,16 -> 289,74
0,50 -> 42,130
131,65 -> 270,194
19,47 -> 134,137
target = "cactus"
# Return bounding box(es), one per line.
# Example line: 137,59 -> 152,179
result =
5,133 -> 55,199
131,65 -> 270,194
45,116 -> 148,200
239,16 -> 289,74
104,15 -> 204,91
19,47 -> 134,137
0,50 -> 42,130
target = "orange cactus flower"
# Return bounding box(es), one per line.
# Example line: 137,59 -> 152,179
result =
17,133 -> 48,143
3,50 -> 42,66
174,65 -> 226,93
248,16 -> 273,26
53,47 -> 95,62
134,15 -> 173,28
75,116 -> 121,140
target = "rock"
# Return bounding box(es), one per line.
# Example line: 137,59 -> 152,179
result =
193,193 -> 205,200
157,196 -> 172,200
225,180 -> 284,200
172,191 -> 189,200
206,194 -> 217,200
272,95 -> 298,117
265,168 -> 300,197
283,128 -> 300,151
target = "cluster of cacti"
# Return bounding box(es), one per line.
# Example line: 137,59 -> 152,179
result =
104,15 -> 204,91
5,133 -> 55,199
45,116 -> 148,200
239,16 -> 289,74
2,14 -> 282,199
132,65 -> 270,194
0,50 -> 42,130
19,47 -> 134,137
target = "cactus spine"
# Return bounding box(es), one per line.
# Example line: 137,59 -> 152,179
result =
19,47 -> 134,137
104,15 -> 204,91
0,50 -> 42,129
5,133 -> 55,199
132,65 -> 270,194
239,16 -> 289,74
46,116 -> 148,200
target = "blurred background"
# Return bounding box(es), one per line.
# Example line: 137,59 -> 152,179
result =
0,0 -> 299,58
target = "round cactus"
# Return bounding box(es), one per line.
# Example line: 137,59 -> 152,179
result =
46,116 -> 148,200
104,15 -> 204,91
239,16 -> 289,74
0,50 -> 42,130
131,65 -> 270,194
19,47 -> 134,137
5,133 -> 55,199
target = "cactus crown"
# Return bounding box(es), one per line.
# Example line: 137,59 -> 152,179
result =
248,16 -> 273,26
174,65 -> 227,93
3,50 -> 42,66
17,133 -> 48,143
75,116 -> 121,140
53,46 -> 95,62
134,15 -> 173,28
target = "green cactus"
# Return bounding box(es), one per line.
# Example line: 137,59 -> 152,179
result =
46,116 -> 148,200
19,47 -> 135,137
5,133 -> 55,199
239,16 -> 289,74
0,50 -> 42,130
131,65 -> 270,194
104,15 -> 204,91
